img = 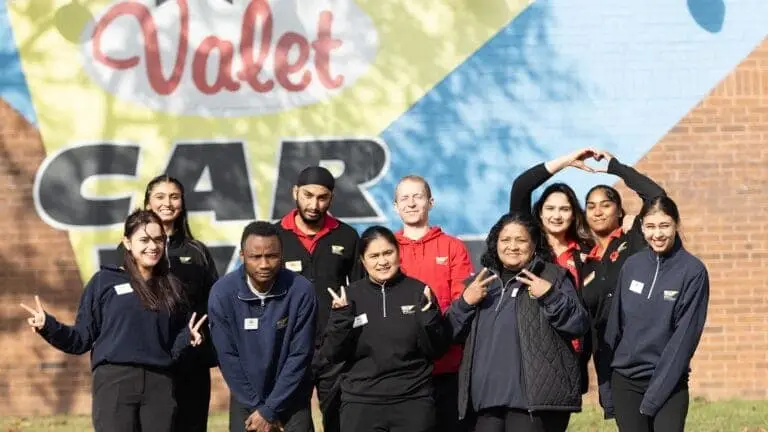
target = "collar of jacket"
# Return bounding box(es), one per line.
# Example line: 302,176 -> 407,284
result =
645,235 -> 684,264
236,267 -> 289,302
364,270 -> 407,290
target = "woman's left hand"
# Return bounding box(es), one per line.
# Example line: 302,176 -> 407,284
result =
516,269 -> 553,298
188,312 -> 208,347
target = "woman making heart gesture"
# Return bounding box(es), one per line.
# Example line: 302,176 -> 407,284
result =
20,209 -> 207,432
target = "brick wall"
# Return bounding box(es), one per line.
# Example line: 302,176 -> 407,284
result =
0,37 -> 766,416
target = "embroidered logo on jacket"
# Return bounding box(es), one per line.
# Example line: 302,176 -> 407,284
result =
663,290 -> 679,301
436,256 -> 447,264
401,305 -> 415,314
331,245 -> 345,255
179,256 -> 192,264
276,316 -> 289,329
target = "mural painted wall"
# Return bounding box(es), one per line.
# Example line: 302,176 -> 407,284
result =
1,0 -> 767,415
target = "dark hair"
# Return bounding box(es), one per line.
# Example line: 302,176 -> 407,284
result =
359,225 -> 399,257
122,209 -> 186,312
240,221 -> 281,250
480,212 -> 552,270
532,183 -> 594,249
586,185 -> 625,224
144,175 -> 195,240
639,195 -> 681,224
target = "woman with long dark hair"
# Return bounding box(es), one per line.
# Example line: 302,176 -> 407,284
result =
20,209 -> 207,432
448,212 -> 590,432
317,225 -> 450,432
604,196 -> 709,432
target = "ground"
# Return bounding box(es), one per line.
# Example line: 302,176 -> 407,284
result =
1,399 -> 767,431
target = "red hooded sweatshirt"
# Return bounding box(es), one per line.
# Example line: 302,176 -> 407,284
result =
395,226 -> 474,375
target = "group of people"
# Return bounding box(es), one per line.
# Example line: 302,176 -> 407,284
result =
20,148 -> 710,432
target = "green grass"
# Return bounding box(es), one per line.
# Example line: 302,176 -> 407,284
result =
2,400 -> 767,431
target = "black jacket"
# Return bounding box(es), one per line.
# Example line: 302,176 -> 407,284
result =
37,266 -> 191,370
605,238 -> 709,417
448,261 -> 590,419
316,273 -> 450,403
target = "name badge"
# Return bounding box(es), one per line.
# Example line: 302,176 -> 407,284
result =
114,283 -> 133,295
629,280 -> 644,294
353,313 -> 368,328
511,288 -> 519,298
285,260 -> 303,272
244,318 -> 259,330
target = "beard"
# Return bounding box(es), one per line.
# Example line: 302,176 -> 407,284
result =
296,200 -> 325,225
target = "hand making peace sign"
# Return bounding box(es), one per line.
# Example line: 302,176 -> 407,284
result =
20,295 -> 46,332
188,312 -> 208,347
328,286 -> 348,309
516,269 -> 553,298
462,268 -> 498,306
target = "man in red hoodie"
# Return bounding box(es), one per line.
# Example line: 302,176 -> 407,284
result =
394,175 -> 474,432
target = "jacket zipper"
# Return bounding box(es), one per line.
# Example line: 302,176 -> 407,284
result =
495,288 -> 507,311
647,256 -> 660,299
380,282 -> 387,318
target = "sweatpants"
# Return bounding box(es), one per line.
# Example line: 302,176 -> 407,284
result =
433,373 -> 467,432
228,393 -> 314,432
340,396 -> 435,432
91,363 -> 176,432
471,407 -> 570,432
612,371 -> 689,432
172,364 -> 211,432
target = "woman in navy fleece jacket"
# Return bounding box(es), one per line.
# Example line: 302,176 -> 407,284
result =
605,196 -> 710,432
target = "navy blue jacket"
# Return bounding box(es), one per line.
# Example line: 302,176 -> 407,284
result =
37,266 -> 191,370
208,266 -> 317,423
605,239 -> 709,416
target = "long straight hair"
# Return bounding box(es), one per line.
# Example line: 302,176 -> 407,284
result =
144,174 -> 196,240
532,183 -> 594,250
122,209 -> 187,313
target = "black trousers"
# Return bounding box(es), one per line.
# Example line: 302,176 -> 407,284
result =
612,371 -> 689,432
91,364 -> 176,432
340,396 -> 435,432
433,373 -> 467,432
471,407 -> 570,432
316,362 -> 345,432
228,393 -> 314,432
172,364 -> 211,432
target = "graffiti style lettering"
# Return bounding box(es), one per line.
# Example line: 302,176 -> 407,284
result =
34,144 -> 139,228
271,138 -> 389,221
91,0 -> 343,96
164,142 -> 256,221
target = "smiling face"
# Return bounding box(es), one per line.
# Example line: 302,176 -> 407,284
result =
540,192 -> 574,237
145,181 -> 183,228
496,222 -> 534,270
122,222 -> 165,275
642,210 -> 677,254
394,178 -> 433,226
586,188 -> 622,236
361,236 -> 400,283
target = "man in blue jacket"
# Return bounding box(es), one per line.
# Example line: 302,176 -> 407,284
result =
209,221 -> 318,432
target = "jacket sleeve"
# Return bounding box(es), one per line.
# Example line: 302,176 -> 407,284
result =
448,241 -> 475,309
509,163 -> 552,214
607,158 -> 666,247
417,286 -> 451,359
37,274 -> 102,355
348,235 -> 366,283
536,275 -> 590,338
640,268 -> 709,416
604,267 -> 625,352
445,296 -> 477,344
315,303 -> 356,370
208,290 -> 260,410
260,290 -> 318,422
171,315 -> 193,361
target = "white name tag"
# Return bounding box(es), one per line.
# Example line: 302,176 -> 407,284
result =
114,283 -> 133,295
353,313 -> 368,328
629,280 -> 644,294
244,318 -> 259,330
511,288 -> 519,298
285,260 -> 303,272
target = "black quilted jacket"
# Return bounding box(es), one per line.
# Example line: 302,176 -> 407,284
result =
454,262 -> 588,419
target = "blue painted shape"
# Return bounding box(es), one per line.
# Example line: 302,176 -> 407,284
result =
0,1 -> 36,125
360,0 -> 768,237
688,0 -> 726,33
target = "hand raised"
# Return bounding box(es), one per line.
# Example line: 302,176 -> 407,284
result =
188,312 -> 208,347
567,147 -> 600,173
20,295 -> 46,332
516,269 -> 553,298
462,268 -> 498,306
327,286 -> 348,309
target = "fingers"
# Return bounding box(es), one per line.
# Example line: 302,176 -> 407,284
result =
327,287 -> 340,301
473,268 -> 488,282
35,295 -> 43,313
340,286 -> 346,301
20,303 -> 38,316
189,312 -> 197,328
192,314 -> 208,332
27,317 -> 36,326
479,274 -> 499,286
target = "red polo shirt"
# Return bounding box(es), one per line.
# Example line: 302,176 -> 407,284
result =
280,209 -> 340,253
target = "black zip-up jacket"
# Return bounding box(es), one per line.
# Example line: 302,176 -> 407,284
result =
37,266 -> 192,370
117,231 -> 219,368
275,219 -> 364,349
580,157 -> 665,415
316,272 -> 450,403
605,238 -> 709,417
448,260 -> 590,419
